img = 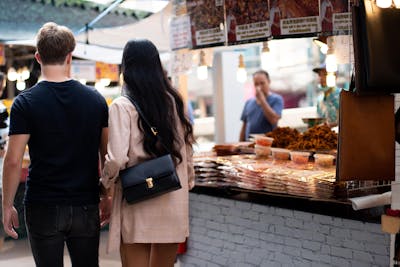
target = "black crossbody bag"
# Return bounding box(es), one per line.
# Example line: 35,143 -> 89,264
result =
119,95 -> 182,204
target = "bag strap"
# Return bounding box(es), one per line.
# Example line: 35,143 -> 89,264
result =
123,95 -> 170,153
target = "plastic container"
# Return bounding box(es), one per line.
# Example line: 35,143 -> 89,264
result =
314,153 -> 335,168
290,151 -> 310,164
254,135 -> 274,147
271,148 -> 290,160
254,145 -> 271,157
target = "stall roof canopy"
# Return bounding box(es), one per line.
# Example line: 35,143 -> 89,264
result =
75,2 -> 172,52
0,0 -> 150,42
0,0 -> 172,63
86,0 -> 168,13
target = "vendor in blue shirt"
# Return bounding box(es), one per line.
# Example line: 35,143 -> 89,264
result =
239,70 -> 284,141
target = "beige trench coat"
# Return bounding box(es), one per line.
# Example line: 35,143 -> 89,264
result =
101,96 -> 194,253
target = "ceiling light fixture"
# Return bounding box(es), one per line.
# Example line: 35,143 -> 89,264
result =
236,54 -> 247,83
197,50 -> 208,80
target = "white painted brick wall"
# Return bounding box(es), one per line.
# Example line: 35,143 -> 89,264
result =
391,94 -> 400,267
180,193 -> 390,267
395,94 -> 400,181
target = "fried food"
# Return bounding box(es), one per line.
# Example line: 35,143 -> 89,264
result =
266,127 -> 300,148
288,125 -> 338,151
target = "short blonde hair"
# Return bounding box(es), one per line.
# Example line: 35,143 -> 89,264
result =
36,22 -> 76,65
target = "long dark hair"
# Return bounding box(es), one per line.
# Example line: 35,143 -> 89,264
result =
121,39 -> 194,164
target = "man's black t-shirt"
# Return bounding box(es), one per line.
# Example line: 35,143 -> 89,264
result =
9,80 -> 108,205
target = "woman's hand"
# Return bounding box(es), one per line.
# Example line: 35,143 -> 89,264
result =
99,195 -> 112,228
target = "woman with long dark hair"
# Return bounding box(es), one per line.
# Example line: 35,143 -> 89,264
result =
101,39 -> 195,267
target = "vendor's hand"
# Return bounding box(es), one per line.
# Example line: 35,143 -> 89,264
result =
255,87 -> 266,105
99,196 -> 112,228
3,206 -> 19,239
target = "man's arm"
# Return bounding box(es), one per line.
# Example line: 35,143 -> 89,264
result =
99,127 -> 112,227
99,127 -> 110,197
99,127 -> 108,170
239,122 -> 247,141
2,134 -> 30,239
259,100 -> 281,126
256,89 -> 281,126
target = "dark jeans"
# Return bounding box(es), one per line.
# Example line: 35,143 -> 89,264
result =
25,204 -> 100,267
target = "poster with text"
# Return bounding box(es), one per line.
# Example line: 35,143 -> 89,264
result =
71,60 -> 96,81
171,51 -> 193,76
320,0 -> 351,34
186,0 -> 226,49
170,15 -> 192,50
270,0 -> 320,37
225,0 -> 270,45
334,35 -> 354,65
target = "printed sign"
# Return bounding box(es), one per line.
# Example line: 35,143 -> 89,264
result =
270,0 -> 320,37
71,60 -> 96,81
186,0 -> 226,48
321,0 -> 351,34
225,0 -> 270,45
171,51 -> 193,76
332,12 -> 351,33
334,35 -> 354,64
170,15 -> 192,50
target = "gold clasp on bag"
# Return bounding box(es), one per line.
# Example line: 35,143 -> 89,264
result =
146,178 -> 154,189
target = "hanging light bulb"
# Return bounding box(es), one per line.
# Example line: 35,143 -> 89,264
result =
325,37 -> 337,73
326,73 -> 336,87
94,82 -> 105,90
16,80 -> 26,91
376,0 -> 392,8
394,0 -> 400,8
325,54 -> 338,72
320,45 -> 328,54
261,42 -> 270,70
197,50 -> 208,80
236,54 -> 247,83
21,67 -> 30,80
313,37 -> 328,54
261,42 -> 270,55
197,65 -> 208,80
100,78 -> 111,87
7,67 -> 18,82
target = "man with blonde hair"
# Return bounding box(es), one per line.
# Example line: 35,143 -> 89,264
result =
2,22 -> 109,267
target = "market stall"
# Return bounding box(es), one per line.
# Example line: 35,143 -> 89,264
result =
182,124 -> 393,266
193,124 -> 391,201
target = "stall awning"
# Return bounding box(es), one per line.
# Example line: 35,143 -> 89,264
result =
75,2 -> 172,52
